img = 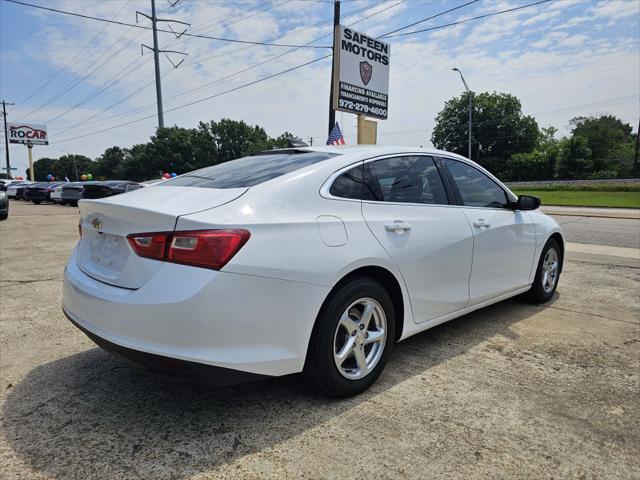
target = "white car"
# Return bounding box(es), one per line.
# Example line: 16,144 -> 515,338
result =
5,181 -> 30,199
50,184 -> 65,204
62,146 -> 563,397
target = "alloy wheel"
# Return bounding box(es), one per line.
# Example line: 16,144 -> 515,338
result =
333,298 -> 387,380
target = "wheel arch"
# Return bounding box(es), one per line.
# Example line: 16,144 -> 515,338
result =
548,231 -> 565,272
316,265 -> 406,343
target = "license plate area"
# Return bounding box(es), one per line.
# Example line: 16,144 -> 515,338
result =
87,231 -> 129,272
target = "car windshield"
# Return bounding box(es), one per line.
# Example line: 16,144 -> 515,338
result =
159,150 -> 338,189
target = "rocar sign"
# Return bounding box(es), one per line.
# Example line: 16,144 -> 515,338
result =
333,26 -> 390,120
8,123 -> 49,145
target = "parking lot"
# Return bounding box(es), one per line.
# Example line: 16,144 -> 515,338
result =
1,200 -> 639,479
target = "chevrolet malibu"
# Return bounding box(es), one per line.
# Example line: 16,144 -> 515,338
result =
63,146 -> 563,397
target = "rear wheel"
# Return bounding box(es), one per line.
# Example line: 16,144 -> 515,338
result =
526,238 -> 562,303
69,201 -> 78,207
32,200 -> 41,205
305,277 -> 395,398
60,200 -> 67,206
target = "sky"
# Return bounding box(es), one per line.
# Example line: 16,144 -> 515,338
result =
0,0 -> 638,177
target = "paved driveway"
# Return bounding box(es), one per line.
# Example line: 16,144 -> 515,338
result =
1,202 -> 638,479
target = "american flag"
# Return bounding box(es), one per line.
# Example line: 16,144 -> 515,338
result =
326,122 -> 345,145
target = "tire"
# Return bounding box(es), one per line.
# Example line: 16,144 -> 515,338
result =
33,200 -> 41,205
60,200 -> 67,206
305,276 -> 396,398
526,238 -> 562,304
69,201 -> 78,207
0,212 -> 7,220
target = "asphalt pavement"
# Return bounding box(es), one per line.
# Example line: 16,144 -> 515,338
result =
553,215 -> 640,249
0,201 -> 638,479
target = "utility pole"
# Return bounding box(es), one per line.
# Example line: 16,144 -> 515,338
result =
634,117 -> 639,176
137,0 -> 189,130
151,0 -> 164,128
328,0 -> 340,135
452,67 -> 472,161
1,100 -> 14,179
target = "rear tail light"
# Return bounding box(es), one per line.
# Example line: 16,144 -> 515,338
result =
126,229 -> 250,270
127,232 -> 170,261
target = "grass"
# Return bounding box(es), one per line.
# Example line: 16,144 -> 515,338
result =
511,190 -> 640,209
508,183 -> 640,192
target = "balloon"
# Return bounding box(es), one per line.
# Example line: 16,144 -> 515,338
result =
80,174 -> 87,181
86,173 -> 93,180
47,174 -> 52,180
162,173 -> 171,179
51,176 -> 55,181
170,172 -> 177,178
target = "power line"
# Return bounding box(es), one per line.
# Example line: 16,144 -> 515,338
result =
380,0 -> 555,38
379,0 -> 479,37
16,0 -> 132,107
46,56 -> 153,125
18,25 -> 145,120
55,54 -> 333,143
4,0 -> 332,48
53,0 -> 403,135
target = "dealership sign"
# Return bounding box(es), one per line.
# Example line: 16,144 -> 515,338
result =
8,123 -> 49,145
333,26 -> 390,120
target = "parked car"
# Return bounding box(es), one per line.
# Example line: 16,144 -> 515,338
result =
6,181 -> 31,199
82,180 -> 141,199
50,184 -> 66,204
0,184 -> 8,220
62,182 -> 94,206
62,146 -> 564,397
26,182 -> 66,204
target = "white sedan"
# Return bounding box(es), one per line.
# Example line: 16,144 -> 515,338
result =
62,146 -> 563,397
50,184 -> 65,204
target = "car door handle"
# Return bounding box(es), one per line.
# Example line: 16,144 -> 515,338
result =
385,221 -> 412,233
472,219 -> 490,228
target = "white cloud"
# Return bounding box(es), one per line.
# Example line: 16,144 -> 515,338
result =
522,9 -> 561,26
2,0 -> 639,177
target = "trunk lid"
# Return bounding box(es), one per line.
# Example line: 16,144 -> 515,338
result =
77,186 -> 247,289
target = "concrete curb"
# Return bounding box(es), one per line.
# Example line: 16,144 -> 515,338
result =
542,206 -> 640,220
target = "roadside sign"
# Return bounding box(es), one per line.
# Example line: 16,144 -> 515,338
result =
333,26 -> 390,120
8,123 -> 49,145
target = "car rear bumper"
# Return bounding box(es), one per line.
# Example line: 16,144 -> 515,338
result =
62,246 -> 330,377
63,308 -> 270,386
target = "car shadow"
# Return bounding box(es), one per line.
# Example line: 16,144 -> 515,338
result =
2,295 -> 557,479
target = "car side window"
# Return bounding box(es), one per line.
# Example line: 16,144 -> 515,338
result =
443,158 -> 509,208
363,156 -> 448,205
329,163 -> 364,200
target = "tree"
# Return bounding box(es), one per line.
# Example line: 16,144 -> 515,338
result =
94,146 -> 128,180
432,92 -> 539,170
29,157 -> 57,181
557,136 -> 592,179
569,115 -> 634,171
55,154 -> 93,181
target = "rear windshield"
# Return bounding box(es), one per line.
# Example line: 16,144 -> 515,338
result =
159,151 -> 337,189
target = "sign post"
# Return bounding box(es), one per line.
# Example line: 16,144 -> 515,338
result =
357,114 -> 378,144
331,26 -> 390,144
7,123 -> 49,181
27,144 -> 34,181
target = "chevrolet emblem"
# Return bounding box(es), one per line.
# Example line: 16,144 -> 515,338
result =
91,218 -> 102,230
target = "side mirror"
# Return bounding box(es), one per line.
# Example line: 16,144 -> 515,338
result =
514,194 -> 541,211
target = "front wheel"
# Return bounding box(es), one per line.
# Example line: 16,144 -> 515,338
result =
305,277 -> 395,398
526,238 -> 562,303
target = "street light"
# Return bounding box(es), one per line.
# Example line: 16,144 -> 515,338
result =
452,67 -> 472,160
